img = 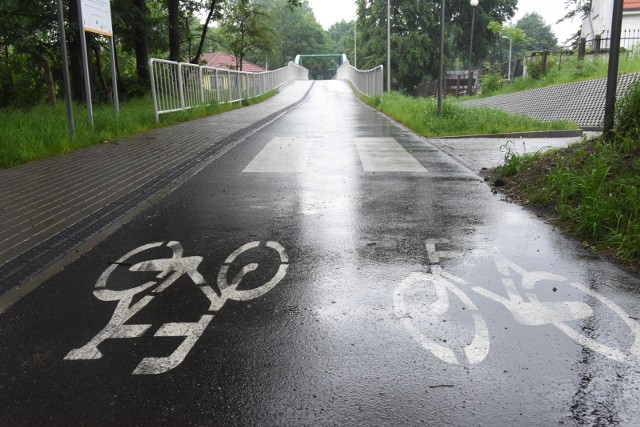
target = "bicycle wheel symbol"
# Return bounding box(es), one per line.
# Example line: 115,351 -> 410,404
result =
393,266 -> 490,365
395,239 -> 640,366
65,240 -> 289,374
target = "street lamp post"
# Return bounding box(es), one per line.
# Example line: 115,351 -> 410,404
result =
387,0 -> 391,92
467,0 -> 478,95
437,0 -> 445,117
503,36 -> 513,81
354,18 -> 357,68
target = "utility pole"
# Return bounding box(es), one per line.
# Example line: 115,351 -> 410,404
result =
387,0 -> 391,92
438,0 -> 445,117
603,0 -> 624,139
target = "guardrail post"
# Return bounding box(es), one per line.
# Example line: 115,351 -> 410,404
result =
214,68 -> 219,102
199,66 -> 205,104
578,38 -> 586,61
149,59 -> 160,123
178,63 -> 186,110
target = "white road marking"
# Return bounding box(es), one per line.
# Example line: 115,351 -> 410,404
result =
243,137 -> 314,172
354,137 -> 426,172
396,239 -> 640,365
133,315 -> 214,375
393,269 -> 490,365
65,240 -> 289,374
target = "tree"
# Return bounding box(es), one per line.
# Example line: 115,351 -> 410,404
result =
327,20 -> 355,62
560,0 -> 592,23
516,13 -> 557,53
354,0 -> 517,93
259,0 -> 330,78
191,0 -> 225,64
221,0 -> 277,70
0,0 -> 60,106
487,20 -> 526,69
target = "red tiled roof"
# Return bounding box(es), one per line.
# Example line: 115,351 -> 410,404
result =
199,51 -> 266,73
626,0 -> 640,10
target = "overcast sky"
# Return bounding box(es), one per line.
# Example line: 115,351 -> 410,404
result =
306,0 -> 582,45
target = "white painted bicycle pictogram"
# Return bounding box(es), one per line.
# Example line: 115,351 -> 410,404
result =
394,239 -> 640,365
65,240 -> 288,374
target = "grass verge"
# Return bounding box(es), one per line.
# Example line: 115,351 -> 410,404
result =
472,53 -> 640,98
359,91 -> 576,137
0,90 -> 277,170
490,82 -> 640,269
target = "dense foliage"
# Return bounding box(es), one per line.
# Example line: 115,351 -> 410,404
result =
353,0 -> 518,93
0,0 -> 594,108
0,0 -> 303,108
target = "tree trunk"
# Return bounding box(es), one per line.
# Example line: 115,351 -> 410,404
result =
192,0 -> 219,64
69,0 -> 85,101
30,51 -> 57,106
92,43 -> 111,102
134,0 -> 150,81
168,0 -> 180,61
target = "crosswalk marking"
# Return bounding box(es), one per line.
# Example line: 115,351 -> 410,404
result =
243,137 -> 313,172
354,137 -> 427,172
243,137 -> 426,173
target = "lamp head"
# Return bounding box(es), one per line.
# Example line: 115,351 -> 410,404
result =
470,0 -> 479,6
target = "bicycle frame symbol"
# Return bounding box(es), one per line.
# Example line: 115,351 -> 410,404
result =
65,240 -> 288,375
394,239 -> 640,365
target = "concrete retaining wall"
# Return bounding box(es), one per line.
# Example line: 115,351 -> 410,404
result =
463,72 -> 640,129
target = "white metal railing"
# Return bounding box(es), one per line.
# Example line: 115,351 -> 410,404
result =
336,61 -> 384,98
150,59 -> 309,122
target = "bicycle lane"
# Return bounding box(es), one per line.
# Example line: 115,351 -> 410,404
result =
1,80 -> 640,425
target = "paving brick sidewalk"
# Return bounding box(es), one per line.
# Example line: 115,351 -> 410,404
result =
0,80 -> 314,300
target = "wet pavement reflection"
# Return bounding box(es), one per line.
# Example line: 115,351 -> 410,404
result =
1,81 -> 639,425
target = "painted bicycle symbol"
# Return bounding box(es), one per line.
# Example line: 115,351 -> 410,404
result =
394,239 -> 640,365
65,240 -> 289,374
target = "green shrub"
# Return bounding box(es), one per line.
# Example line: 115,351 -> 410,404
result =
527,61 -> 544,80
615,80 -> 640,139
480,63 -> 504,95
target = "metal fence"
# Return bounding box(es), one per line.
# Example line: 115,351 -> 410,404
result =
583,29 -> 640,52
336,61 -> 384,98
149,59 -> 309,122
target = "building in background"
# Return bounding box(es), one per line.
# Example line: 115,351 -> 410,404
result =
582,0 -> 640,45
199,52 -> 266,73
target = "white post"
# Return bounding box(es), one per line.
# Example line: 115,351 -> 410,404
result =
387,0 -> 391,92
508,38 -> 512,80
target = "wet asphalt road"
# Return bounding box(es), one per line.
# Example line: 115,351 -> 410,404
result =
2,81 -> 640,425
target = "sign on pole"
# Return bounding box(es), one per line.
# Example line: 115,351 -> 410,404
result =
80,0 -> 113,36
78,0 -> 119,122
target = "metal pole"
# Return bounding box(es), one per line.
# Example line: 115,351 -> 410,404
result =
438,0 -> 445,117
387,0 -> 391,92
56,0 -> 75,138
603,0 -> 624,138
109,36 -> 119,116
76,0 -> 94,127
354,18 -> 357,68
468,3 -> 476,96
508,38 -> 512,81
468,5 -> 476,69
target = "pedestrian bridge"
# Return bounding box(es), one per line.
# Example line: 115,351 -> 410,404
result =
149,57 -> 383,122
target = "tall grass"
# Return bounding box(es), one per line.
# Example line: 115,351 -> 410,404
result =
494,81 -> 640,263
365,92 -> 576,137
472,52 -> 640,98
0,91 -> 276,169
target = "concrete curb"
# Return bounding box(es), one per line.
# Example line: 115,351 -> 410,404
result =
435,129 -> 585,139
